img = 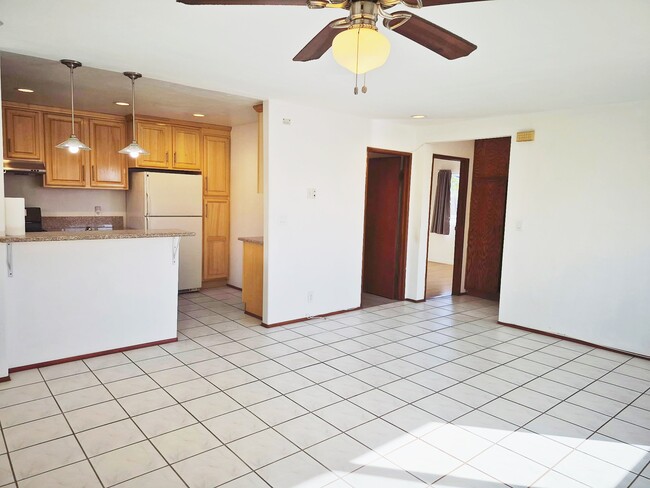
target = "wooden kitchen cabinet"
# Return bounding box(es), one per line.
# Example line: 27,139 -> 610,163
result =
132,121 -> 172,169
203,198 -> 230,281
172,126 -> 200,170
3,107 -> 43,161
202,130 -> 230,197
89,119 -> 128,189
43,114 -> 88,188
241,240 -> 263,318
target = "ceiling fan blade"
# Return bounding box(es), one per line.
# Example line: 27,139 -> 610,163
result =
384,12 -> 477,60
293,18 -> 346,62
419,0 -> 491,6
177,0 -> 306,5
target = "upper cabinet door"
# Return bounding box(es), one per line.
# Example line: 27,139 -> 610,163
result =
203,133 -> 230,197
3,108 -> 43,160
135,121 -> 171,168
44,114 -> 88,188
89,119 -> 128,189
173,126 -> 200,170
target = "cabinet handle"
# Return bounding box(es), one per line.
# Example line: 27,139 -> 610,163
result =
174,152 -> 177,164
204,176 -> 208,190
92,165 -> 96,181
205,203 -> 208,218
82,165 -> 85,183
165,152 -> 169,163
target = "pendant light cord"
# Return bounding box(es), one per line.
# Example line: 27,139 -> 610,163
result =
131,77 -> 137,143
69,65 -> 76,136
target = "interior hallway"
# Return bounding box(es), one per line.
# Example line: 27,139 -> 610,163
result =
426,261 -> 454,298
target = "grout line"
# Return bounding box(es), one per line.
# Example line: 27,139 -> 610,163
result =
0,418 -> 18,487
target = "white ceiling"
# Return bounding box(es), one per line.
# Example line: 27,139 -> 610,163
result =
0,0 -> 648,122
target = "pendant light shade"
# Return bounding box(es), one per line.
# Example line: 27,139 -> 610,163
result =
57,59 -> 91,153
119,71 -> 150,159
56,134 -> 90,153
119,141 -> 149,159
332,26 -> 390,75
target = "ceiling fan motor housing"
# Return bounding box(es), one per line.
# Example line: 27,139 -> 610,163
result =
349,1 -> 380,28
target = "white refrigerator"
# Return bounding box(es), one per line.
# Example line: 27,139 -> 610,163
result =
126,171 -> 203,291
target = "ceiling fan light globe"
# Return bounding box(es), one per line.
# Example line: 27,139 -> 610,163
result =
332,27 -> 390,74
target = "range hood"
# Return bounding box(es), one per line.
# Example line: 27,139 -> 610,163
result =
3,159 -> 46,174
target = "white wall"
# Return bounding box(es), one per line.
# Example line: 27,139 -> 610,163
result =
3,174 -> 126,218
428,159 -> 461,265
264,100 -> 371,324
229,122 -> 264,288
378,100 -> 650,356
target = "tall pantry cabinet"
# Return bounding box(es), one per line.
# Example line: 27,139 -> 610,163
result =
202,128 -> 231,282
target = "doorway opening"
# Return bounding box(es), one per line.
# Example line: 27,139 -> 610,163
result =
361,148 -> 412,309
425,154 -> 470,298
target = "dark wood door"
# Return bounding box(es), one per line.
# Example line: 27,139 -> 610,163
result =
465,137 -> 511,299
362,157 -> 404,299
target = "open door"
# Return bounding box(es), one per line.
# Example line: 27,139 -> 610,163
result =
361,149 -> 411,301
465,137 -> 511,299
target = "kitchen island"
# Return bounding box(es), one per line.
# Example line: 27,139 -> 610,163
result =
0,229 -> 192,371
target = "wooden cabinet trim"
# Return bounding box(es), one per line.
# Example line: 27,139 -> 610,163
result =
3,101 -> 125,123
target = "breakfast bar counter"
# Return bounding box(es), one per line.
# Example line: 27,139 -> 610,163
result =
1,230 -> 192,371
0,228 -> 193,243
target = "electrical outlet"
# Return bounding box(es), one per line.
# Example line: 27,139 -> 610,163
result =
307,291 -> 314,303
94,206 -> 102,215
307,188 -> 316,199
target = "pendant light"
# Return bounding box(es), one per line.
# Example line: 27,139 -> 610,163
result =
119,72 -> 149,159
56,59 -> 91,153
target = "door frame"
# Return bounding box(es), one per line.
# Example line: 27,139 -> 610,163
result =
425,154 -> 470,297
360,147 -> 412,302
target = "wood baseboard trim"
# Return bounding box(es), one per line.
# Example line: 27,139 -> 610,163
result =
201,278 -> 228,289
8,337 -> 178,373
244,310 -> 262,320
497,321 -> 650,360
227,284 -> 243,291
262,307 -> 361,329
0,376 -> 10,384
406,298 -> 426,303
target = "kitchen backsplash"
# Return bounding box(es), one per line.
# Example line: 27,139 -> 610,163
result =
42,216 -> 124,231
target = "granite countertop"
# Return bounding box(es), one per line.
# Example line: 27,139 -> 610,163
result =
0,229 -> 194,243
238,236 -> 264,245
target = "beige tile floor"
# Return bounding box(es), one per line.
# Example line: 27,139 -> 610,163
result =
0,287 -> 649,487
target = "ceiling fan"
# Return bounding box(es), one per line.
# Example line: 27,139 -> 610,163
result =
177,0 -> 488,93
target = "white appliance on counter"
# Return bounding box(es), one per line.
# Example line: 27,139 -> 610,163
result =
127,171 -> 202,291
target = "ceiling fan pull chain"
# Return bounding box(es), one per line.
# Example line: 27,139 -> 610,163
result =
354,26 -> 361,95
362,73 -> 367,94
